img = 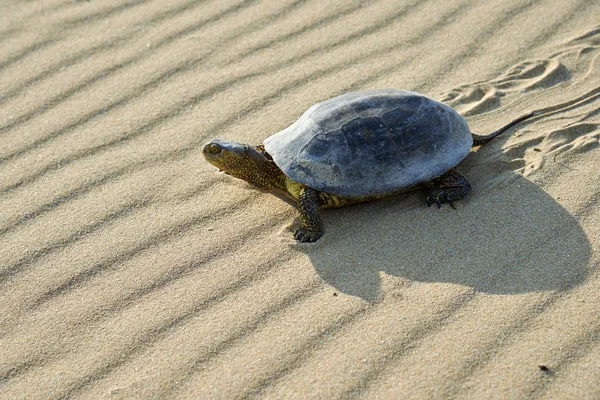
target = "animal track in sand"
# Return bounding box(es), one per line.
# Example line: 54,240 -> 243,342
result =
542,123 -> 599,156
443,24 -> 600,117
442,25 -> 600,179
494,59 -> 570,91
440,83 -> 500,117
441,59 -> 570,116
504,123 -> 599,177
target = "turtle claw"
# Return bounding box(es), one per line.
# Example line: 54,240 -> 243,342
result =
294,227 -> 323,243
426,193 -> 444,209
426,170 -> 470,209
426,198 -> 435,208
427,192 -> 458,209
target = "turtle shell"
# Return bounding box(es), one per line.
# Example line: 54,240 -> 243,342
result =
263,89 -> 472,197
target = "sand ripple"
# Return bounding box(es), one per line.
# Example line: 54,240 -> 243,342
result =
1,0 -> 599,398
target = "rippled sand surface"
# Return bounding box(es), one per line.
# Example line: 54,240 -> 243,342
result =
1,1 -> 599,398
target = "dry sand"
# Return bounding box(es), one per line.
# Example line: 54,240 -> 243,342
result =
1,0 -> 599,398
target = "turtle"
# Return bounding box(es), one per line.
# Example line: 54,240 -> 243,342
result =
202,89 -> 533,242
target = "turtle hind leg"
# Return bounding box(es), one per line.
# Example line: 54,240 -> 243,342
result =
294,187 -> 324,242
426,169 -> 471,209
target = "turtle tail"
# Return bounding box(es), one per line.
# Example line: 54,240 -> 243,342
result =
471,111 -> 535,146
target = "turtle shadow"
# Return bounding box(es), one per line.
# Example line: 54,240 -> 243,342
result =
299,170 -> 591,302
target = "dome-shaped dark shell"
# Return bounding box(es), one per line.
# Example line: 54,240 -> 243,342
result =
263,89 -> 472,196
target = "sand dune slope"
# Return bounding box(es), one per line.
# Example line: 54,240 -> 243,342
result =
1,0 -> 599,399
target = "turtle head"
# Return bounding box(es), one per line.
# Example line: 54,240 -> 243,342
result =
202,139 -> 285,191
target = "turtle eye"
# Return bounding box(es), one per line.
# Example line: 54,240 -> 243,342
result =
208,143 -> 221,154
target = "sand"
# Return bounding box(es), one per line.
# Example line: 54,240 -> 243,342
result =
1,0 -> 599,398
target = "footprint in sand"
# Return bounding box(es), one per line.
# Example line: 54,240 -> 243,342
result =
493,59 -> 570,91
541,123 -> 600,156
440,59 -> 570,116
441,25 -> 600,179
440,83 -> 501,117
503,122 -> 599,177
442,24 -> 600,116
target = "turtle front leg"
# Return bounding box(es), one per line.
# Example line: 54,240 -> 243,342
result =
294,187 -> 324,242
426,169 -> 471,209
